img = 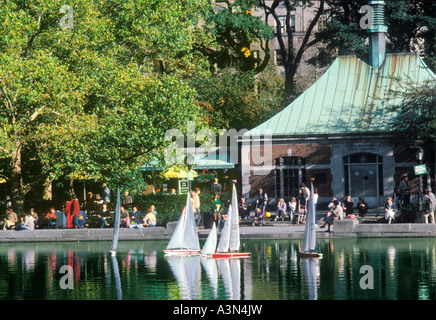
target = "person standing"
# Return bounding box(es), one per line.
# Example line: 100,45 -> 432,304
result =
191,191 -> 202,227
424,187 -> 436,224
210,178 -> 222,196
399,174 -> 411,206
65,194 -> 81,229
256,188 -> 268,214
299,183 -> 310,217
392,187 -> 403,209
121,191 -> 133,211
210,193 -> 221,226
102,183 -> 111,204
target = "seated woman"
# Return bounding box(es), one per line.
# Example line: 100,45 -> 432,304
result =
385,197 -> 397,224
97,203 -> 110,228
120,206 -> 130,228
343,195 -> 356,218
276,198 -> 286,221
17,212 -> 35,231
319,200 -> 343,232
46,207 -> 57,229
142,209 -> 156,227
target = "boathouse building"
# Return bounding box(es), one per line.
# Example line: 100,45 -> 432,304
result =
240,2 -> 436,208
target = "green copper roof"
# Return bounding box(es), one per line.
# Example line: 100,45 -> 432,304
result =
245,53 -> 436,137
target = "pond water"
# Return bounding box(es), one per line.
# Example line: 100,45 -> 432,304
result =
1,238 -> 435,300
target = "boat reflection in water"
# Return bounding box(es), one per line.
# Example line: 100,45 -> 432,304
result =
166,254 -> 247,300
166,255 -> 202,300
1,238 -> 436,300
301,258 -> 320,300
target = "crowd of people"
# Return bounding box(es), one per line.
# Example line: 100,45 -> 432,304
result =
1,183 -> 157,231
2,175 -> 435,232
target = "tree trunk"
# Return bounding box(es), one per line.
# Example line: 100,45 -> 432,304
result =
10,140 -> 25,215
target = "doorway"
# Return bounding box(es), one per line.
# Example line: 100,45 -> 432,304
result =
344,153 -> 383,207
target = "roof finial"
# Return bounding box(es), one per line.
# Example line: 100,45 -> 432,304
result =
368,1 -> 387,67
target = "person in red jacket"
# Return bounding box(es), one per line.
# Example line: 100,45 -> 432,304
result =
65,194 -> 82,229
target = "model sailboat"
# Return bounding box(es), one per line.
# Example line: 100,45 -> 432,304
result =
299,182 -> 323,258
164,192 -> 201,255
201,222 -> 217,257
108,187 -> 121,256
212,183 -> 251,259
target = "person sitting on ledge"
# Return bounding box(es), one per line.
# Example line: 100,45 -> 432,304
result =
319,200 -> 343,232
252,208 -> 265,226
142,209 -> 156,227
46,207 -> 57,229
384,197 -> 397,224
3,208 -> 18,230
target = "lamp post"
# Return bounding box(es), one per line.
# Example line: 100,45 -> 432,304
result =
416,148 -> 424,212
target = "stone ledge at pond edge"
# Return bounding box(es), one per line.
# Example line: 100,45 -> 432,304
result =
333,219 -> 436,237
0,227 -> 169,243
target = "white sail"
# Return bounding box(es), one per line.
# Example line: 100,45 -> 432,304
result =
302,182 -> 317,252
201,222 -> 217,255
166,193 -> 200,251
229,184 -> 240,252
217,258 -> 232,299
167,255 -> 201,300
230,258 -> 241,300
109,188 -> 121,254
216,205 -> 232,253
200,257 -> 218,299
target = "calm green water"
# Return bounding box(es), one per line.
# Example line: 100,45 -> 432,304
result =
0,238 -> 435,300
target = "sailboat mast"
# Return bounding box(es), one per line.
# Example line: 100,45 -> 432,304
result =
110,187 -> 121,254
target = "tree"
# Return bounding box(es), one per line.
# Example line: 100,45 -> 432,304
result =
389,78 -> 436,191
256,0 -> 326,99
389,80 -> 436,143
199,0 -> 274,73
309,1 -> 436,71
0,0 -> 212,213
190,66 -> 285,131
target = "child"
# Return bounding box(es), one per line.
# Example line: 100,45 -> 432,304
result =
276,198 -> 286,221
288,197 -> 297,223
297,204 -> 306,224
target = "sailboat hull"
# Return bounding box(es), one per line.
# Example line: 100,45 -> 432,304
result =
298,251 -> 323,258
212,252 -> 251,259
298,243 -> 323,258
163,249 -> 201,255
